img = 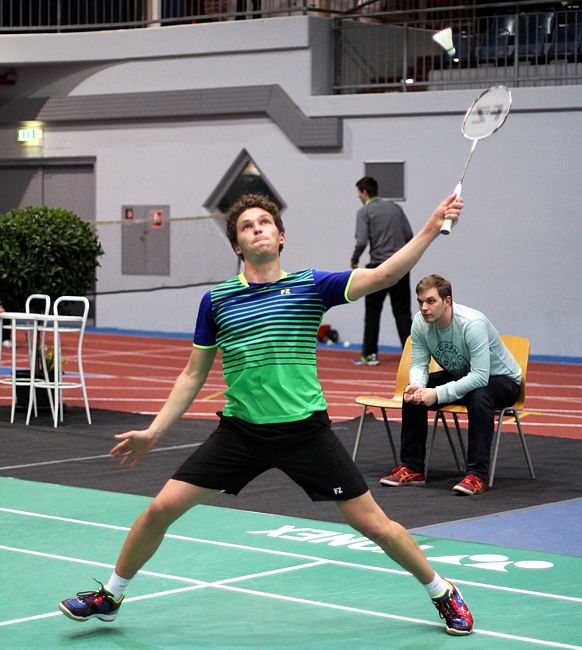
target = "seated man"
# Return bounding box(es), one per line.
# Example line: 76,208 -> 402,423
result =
380,274 -> 521,495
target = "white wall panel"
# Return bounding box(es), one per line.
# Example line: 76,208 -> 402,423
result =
0,18 -> 579,356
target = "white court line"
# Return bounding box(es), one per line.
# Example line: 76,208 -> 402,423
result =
0,546 -> 323,627
216,585 -> 582,650
1,546 -> 580,649
1,508 -> 581,604
0,443 -> 203,471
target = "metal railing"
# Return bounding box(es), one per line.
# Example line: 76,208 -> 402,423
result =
1,1 -> 580,92
333,1 -> 582,92
0,0 -> 346,31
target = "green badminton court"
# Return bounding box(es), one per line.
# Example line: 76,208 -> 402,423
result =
1,477 -> 581,649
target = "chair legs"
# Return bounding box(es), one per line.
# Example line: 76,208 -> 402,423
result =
451,412 -> 468,468
352,403 -> 536,486
352,406 -> 398,466
425,411 -> 467,479
380,408 -> 398,467
352,406 -> 368,461
48,323 -> 91,427
488,408 -> 535,487
429,408 -> 536,487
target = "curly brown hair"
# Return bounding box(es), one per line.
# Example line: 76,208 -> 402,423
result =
225,194 -> 285,260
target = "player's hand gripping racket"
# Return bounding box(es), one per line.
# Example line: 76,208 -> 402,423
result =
441,85 -> 512,235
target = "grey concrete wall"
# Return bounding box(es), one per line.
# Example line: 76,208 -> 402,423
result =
0,17 -> 579,357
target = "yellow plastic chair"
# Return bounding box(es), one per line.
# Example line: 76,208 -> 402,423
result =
352,337 -> 464,470
426,335 -> 535,487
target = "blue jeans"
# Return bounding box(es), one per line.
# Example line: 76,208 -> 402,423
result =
400,371 -> 520,480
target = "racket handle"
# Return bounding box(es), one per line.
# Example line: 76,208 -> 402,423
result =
440,183 -> 463,235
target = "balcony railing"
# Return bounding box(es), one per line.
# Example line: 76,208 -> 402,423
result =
1,1 -> 580,92
0,0 -> 341,31
333,1 -> 582,92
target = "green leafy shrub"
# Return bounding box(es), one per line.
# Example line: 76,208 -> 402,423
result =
0,206 -> 104,311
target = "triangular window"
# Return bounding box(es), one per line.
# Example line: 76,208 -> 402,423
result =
205,149 -> 285,215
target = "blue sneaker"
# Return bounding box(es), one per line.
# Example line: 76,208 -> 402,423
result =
432,582 -> 474,635
59,581 -> 124,622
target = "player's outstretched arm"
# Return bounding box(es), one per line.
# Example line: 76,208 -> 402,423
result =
111,346 -> 217,469
347,194 -> 463,300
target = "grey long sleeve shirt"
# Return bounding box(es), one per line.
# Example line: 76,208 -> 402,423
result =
351,197 -> 413,267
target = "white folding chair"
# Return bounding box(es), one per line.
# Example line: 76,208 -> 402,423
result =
38,296 -> 91,427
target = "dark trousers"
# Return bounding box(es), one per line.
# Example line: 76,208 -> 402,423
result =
363,272 -> 411,353
400,371 -> 521,480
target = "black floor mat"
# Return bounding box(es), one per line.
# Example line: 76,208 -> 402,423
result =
2,407 -> 581,529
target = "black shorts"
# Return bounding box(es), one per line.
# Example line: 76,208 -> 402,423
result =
172,411 -> 368,502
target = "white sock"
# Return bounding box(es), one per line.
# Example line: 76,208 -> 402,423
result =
105,571 -> 130,600
423,572 -> 451,599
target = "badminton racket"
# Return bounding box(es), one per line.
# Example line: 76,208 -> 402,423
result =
441,85 -> 512,235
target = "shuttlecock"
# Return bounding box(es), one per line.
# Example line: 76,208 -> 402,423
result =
433,27 -> 456,57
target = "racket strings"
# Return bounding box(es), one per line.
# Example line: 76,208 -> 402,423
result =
462,86 -> 512,140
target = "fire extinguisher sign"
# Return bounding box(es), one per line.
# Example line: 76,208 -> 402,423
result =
150,209 -> 164,228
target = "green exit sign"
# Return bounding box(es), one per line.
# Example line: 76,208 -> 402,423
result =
17,127 -> 43,143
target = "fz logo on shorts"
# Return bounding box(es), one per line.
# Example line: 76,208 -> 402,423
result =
280,289 -> 291,295
333,487 -> 343,495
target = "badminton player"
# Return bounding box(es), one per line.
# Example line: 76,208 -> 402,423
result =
59,192 -> 473,636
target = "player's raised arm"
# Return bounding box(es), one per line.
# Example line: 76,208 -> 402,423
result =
111,346 -> 217,468
347,194 -> 463,301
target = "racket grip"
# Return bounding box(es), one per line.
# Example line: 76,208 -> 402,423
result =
440,183 -> 463,235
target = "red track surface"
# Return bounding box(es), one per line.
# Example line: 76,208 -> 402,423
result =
3,331 -> 582,439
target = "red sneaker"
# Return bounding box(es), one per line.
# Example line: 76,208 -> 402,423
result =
453,474 -> 485,495
379,464 -> 426,486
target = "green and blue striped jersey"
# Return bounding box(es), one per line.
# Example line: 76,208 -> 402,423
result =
194,269 -> 355,424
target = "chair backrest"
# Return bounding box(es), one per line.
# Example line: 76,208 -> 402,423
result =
25,294 -> 51,315
392,336 -> 412,399
393,336 -> 443,399
500,334 -> 530,410
53,296 -> 89,322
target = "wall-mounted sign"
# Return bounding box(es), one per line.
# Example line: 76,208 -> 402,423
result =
17,126 -> 44,146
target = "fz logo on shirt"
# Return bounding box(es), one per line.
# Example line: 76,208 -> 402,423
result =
280,289 -> 291,295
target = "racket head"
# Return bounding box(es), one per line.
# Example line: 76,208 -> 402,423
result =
462,85 -> 512,141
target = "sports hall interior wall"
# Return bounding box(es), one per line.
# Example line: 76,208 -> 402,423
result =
0,17 -> 578,357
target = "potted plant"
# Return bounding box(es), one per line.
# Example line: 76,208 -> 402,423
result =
0,206 -> 104,312
0,206 -> 104,412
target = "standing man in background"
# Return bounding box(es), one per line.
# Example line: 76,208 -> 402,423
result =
351,176 -> 413,365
